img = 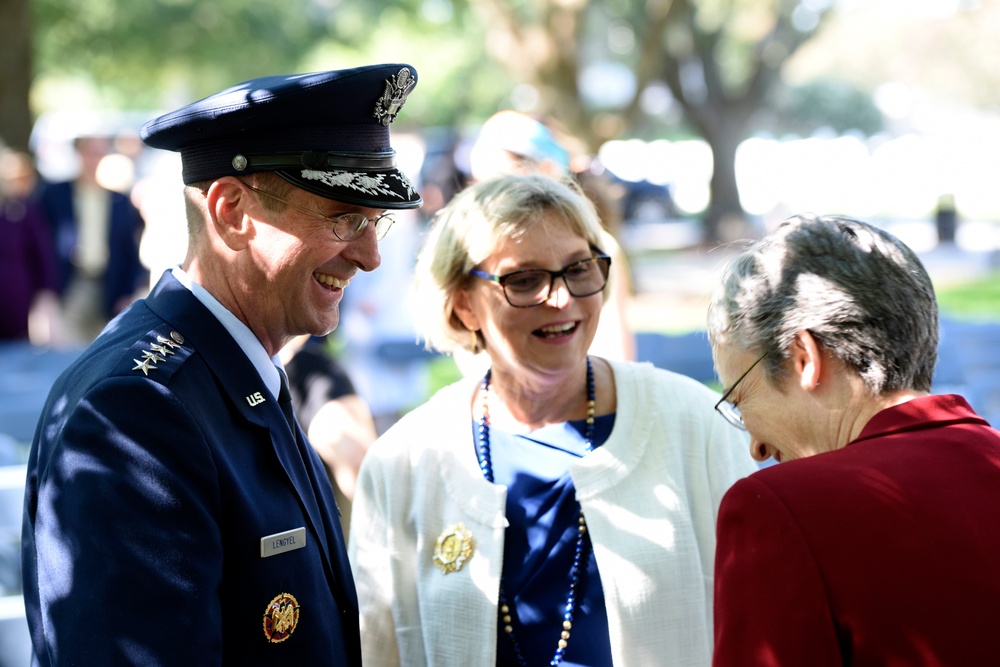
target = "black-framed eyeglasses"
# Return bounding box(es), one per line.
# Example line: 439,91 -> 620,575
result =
469,254 -> 612,308
714,351 -> 767,431
241,181 -> 394,241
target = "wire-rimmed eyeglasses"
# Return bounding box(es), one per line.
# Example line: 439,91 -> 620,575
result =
469,254 -> 612,308
714,351 -> 767,430
241,181 -> 394,241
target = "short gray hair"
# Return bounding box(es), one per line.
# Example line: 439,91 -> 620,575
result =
183,173 -> 292,240
707,214 -> 938,394
413,173 -> 606,354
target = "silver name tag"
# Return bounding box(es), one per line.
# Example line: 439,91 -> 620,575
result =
260,527 -> 307,558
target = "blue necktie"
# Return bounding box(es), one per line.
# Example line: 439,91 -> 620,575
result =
276,368 -> 298,436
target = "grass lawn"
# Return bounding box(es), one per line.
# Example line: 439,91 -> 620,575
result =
936,271 -> 1000,322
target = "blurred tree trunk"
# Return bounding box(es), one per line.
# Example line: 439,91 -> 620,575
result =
469,0 -> 594,147
649,0 -> 822,242
703,119 -> 746,242
0,0 -> 34,152
470,0 -> 829,244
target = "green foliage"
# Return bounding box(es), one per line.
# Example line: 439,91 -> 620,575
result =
33,0 -> 339,106
936,272 -> 1000,322
764,78 -> 883,136
423,356 -> 463,399
30,0 -> 505,127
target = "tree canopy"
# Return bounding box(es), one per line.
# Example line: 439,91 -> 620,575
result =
5,0 -> 993,240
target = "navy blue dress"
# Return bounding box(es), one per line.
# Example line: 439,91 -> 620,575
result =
485,414 -> 616,667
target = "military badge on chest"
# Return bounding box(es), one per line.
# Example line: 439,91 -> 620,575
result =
262,592 -> 300,643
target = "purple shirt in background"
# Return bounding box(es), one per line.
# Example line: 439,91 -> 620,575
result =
0,198 -> 59,340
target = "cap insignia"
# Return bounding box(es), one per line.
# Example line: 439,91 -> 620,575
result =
373,68 -> 415,126
433,523 -> 474,574
301,169 -> 405,200
262,592 -> 300,643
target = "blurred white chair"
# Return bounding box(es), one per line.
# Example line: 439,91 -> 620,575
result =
0,595 -> 31,667
0,465 -> 31,667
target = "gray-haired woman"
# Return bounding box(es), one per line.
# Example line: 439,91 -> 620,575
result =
708,213 -> 1000,665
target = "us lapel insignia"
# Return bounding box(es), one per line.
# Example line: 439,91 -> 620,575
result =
433,523 -> 474,574
373,67 -> 415,126
262,592 -> 300,643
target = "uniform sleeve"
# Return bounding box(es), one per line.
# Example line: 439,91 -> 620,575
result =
25,375 -> 224,665
713,476 -> 842,667
348,448 -> 403,667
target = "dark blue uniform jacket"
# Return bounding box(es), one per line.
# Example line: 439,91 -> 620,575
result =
22,271 -> 361,665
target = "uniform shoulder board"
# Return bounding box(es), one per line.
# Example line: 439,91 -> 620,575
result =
119,328 -> 195,383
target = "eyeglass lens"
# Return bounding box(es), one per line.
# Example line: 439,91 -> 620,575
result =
373,215 -> 394,240
503,257 -> 610,307
332,213 -> 394,241
717,401 -> 745,430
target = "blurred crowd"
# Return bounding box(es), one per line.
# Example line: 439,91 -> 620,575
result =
0,135 -> 147,348
0,110 -> 646,542
2,109 -> 653,436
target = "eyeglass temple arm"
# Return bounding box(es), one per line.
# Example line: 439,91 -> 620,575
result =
469,268 -> 501,283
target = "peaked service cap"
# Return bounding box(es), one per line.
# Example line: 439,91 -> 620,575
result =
140,64 -> 422,209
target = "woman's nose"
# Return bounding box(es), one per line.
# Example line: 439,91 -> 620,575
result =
544,276 -> 571,308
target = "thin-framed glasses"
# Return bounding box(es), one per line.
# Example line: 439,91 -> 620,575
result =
469,255 -> 612,308
241,181 -> 394,241
714,351 -> 767,430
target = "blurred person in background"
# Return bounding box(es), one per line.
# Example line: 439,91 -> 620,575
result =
334,203 -> 432,435
349,173 -> 756,666
38,134 -> 147,344
23,64 -> 421,665
0,149 -> 63,345
279,334 -> 377,537
467,110 -> 635,366
708,213 -> 1000,665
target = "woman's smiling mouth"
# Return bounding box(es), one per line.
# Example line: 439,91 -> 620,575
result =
534,322 -> 578,339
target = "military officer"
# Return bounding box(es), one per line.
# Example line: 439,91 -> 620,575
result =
22,64 -> 421,665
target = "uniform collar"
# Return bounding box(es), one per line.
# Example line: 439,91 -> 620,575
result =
170,266 -> 284,398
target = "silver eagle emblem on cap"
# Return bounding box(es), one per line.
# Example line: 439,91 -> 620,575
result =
373,68 -> 415,126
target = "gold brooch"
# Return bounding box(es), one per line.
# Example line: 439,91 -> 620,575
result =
262,592 -> 300,643
433,523 -> 474,574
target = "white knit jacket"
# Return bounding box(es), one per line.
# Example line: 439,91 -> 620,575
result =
348,359 -> 757,666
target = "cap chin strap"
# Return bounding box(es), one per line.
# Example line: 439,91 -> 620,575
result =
231,150 -> 396,173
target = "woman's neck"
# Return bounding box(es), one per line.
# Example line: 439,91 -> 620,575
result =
484,358 -> 612,431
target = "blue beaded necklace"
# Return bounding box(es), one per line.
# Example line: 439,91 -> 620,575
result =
476,357 -> 596,667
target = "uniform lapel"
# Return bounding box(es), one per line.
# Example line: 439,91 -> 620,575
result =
143,273 -> 342,595
266,377 -> 337,586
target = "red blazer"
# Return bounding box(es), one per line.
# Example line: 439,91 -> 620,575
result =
713,395 -> 1000,667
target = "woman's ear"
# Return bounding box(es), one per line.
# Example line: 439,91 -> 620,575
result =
790,330 -> 823,392
205,178 -> 254,251
452,285 -> 479,331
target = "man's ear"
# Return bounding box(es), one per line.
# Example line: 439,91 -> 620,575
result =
205,177 -> 254,251
790,329 -> 823,391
